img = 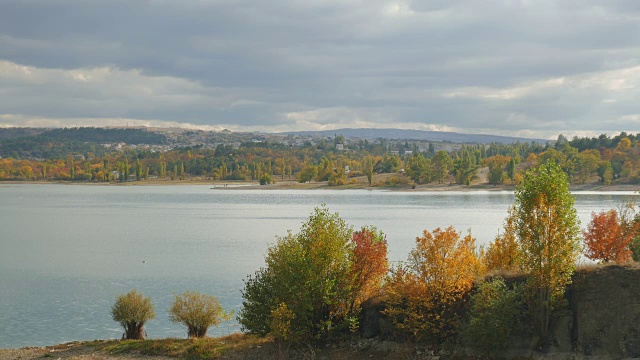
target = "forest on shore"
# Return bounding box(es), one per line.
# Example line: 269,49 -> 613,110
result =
2,128 -> 640,189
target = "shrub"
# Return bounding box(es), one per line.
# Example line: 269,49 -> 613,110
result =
169,291 -> 224,338
383,175 -> 411,187
239,206 -> 388,339
384,226 -> 484,344
259,174 -> 273,185
462,277 -> 525,358
111,289 -> 156,340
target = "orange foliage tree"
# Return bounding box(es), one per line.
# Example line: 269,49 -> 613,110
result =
385,226 -> 484,344
583,210 -> 633,263
484,207 -> 520,273
347,227 -> 388,314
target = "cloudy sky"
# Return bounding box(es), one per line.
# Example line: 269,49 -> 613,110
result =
1,1 -> 639,139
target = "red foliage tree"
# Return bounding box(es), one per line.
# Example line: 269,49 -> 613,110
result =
583,210 -> 633,263
348,227 -> 388,312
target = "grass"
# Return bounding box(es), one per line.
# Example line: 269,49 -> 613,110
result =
88,334 -> 273,359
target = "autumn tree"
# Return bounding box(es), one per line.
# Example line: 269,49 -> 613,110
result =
582,210 -> 633,263
484,207 -> 520,273
385,226 -> 483,344
346,227 -> 388,314
111,289 -> 156,340
514,161 -> 581,344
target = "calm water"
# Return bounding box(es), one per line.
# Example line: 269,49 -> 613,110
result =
0,184 -> 635,348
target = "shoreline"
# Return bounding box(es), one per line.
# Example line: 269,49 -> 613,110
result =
1,178 -> 638,193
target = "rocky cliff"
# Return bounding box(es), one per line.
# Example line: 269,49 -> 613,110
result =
361,264 -> 640,359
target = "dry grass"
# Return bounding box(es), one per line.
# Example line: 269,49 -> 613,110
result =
90,334 -> 274,359
83,334 -> 431,360
575,260 -> 640,273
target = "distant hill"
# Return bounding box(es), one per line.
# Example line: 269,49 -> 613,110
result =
283,128 -> 549,144
0,127 -> 167,159
0,128 -> 46,140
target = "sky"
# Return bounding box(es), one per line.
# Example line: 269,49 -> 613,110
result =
0,1 -> 639,140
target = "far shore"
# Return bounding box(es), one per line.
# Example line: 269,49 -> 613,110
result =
1,175 -> 638,193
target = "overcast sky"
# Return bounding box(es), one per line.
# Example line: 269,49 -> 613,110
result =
1,1 -> 639,139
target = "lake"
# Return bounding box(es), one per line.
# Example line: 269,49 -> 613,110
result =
0,184 -> 635,348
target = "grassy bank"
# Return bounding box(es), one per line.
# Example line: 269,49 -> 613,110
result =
2,334 -> 426,360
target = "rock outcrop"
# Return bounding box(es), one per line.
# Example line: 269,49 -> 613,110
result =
360,264 -> 640,359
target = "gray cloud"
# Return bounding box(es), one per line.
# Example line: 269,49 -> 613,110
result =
1,0 -> 639,138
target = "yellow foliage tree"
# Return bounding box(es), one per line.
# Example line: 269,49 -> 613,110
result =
515,161 -> 581,343
484,207 -> 520,273
385,226 -> 484,344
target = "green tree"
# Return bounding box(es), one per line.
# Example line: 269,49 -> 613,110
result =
135,159 -> 143,180
597,161 -> 614,185
514,161 -> 581,344
506,157 -> 517,182
123,159 -> 130,182
573,150 -> 600,184
111,289 -> 156,340
364,156 -> 374,185
239,206 -> 372,339
297,164 -> 317,183
432,150 -> 452,184
406,152 -> 430,184
168,291 -> 224,338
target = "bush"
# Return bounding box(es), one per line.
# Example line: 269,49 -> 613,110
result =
239,207 -> 388,340
462,277 -> 525,358
259,174 -> 273,185
169,291 -> 224,338
111,289 -> 156,340
383,175 -> 411,187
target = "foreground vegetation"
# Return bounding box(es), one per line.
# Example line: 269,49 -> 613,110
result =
96,159 -> 640,359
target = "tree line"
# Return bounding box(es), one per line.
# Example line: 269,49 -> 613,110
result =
3,132 -> 640,187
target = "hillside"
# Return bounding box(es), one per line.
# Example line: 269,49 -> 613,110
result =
284,128 -> 549,144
